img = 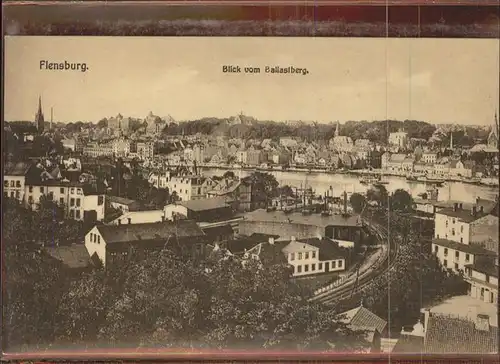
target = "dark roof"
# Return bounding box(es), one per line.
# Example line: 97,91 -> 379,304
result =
96,220 -> 205,244
259,241 -> 290,265
425,313 -> 498,353
299,237 -> 348,260
108,195 -> 138,206
4,161 -> 32,176
248,233 -> 280,241
392,335 -> 424,353
432,239 -> 497,256
43,244 -> 90,269
202,224 -> 234,238
180,197 -> 230,212
465,256 -> 499,278
436,207 -> 489,223
225,237 -> 267,255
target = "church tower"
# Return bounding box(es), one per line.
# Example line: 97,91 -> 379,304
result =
35,95 -> 45,133
334,121 -> 340,137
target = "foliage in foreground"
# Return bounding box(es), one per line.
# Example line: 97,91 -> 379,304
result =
3,199 -> 368,352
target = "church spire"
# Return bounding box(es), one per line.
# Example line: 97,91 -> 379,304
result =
35,95 -> 45,134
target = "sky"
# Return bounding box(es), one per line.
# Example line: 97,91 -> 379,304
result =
4,36 -> 499,126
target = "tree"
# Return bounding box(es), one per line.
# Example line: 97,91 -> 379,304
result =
366,184 -> 389,207
391,189 -> 413,212
276,185 -> 295,198
223,171 -> 235,179
245,172 -> 279,207
349,193 -> 366,213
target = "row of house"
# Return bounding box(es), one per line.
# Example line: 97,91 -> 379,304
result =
4,161 -> 106,222
82,137 -> 154,160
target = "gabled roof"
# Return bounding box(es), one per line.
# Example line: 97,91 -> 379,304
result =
465,255 -> 499,278
300,237 -> 349,260
96,220 -> 204,244
108,195 -> 139,206
340,305 -> 387,334
436,206 -> 489,223
424,313 -> 498,353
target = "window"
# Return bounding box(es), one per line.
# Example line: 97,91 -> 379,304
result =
70,198 -> 75,206
298,252 -> 302,260
40,187 -> 44,193
28,196 -> 33,203
16,181 -> 21,188
338,260 -> 343,268
60,197 -> 64,205
10,192 -> 14,198
69,210 -> 74,218
311,264 -> 316,271
98,196 -> 104,205
460,238 -> 463,243
460,226 -> 464,233
3,181 -> 8,188
444,248 -> 448,257
75,210 -> 81,219
446,220 -> 448,227
10,181 -> 14,187
312,251 -> 316,259
444,259 -> 448,267
452,229 -> 455,236
434,246 -> 439,253
319,263 -> 323,270
98,236 -> 100,244
304,265 -> 309,272
29,186 -> 33,193
15,191 -> 20,199
465,254 -> 470,262
454,263 -> 459,270
452,218 -> 456,224
76,198 -> 81,207
48,192 -> 54,200
290,253 -> 295,261
332,261 -> 337,268
71,188 -> 75,194
60,188 -> 65,194
297,265 -> 302,273
455,251 -> 459,259
305,252 -> 309,259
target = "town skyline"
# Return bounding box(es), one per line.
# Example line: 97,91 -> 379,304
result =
4,37 -> 499,126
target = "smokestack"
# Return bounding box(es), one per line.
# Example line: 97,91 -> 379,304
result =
268,237 -> 275,245
476,196 -> 480,204
453,203 -> 458,212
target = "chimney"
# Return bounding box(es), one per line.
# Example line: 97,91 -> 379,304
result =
128,217 -> 132,224
476,196 -> 480,205
268,237 -> 275,245
475,314 -> 490,332
453,203 -> 458,212
459,203 -> 463,210
479,205 -> 484,213
471,206 -> 477,216
290,236 -> 296,243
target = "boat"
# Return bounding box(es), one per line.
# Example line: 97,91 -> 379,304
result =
406,174 -> 418,181
360,176 -> 381,185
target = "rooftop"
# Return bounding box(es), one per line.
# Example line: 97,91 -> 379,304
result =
432,239 -> 497,256
244,209 -> 362,228
436,206 -> 490,223
108,195 -> 140,206
465,256 -> 499,278
4,161 -> 32,176
424,313 -> 498,353
43,244 -> 90,269
96,220 -> 205,244
300,237 -> 349,261
340,305 -> 388,334
179,197 -> 231,212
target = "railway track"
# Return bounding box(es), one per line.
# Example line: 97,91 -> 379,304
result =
311,215 -> 401,306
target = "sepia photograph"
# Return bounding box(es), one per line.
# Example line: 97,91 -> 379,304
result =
3,36 -> 499,356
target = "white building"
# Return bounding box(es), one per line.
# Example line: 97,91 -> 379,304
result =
4,161 -> 31,201
388,131 -> 408,148
25,181 -> 106,222
108,210 -> 165,225
465,256 -> 498,304
244,236 -> 347,277
432,202 -> 498,272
